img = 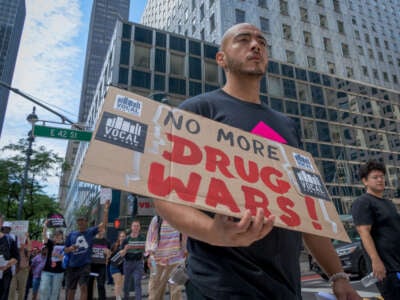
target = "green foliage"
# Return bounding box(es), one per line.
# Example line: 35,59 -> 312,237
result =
0,139 -> 64,239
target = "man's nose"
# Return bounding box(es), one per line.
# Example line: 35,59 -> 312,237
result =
250,39 -> 261,52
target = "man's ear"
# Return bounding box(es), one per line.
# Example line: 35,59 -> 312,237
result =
216,51 -> 226,68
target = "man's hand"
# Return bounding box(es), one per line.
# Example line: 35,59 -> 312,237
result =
210,208 -> 275,247
332,278 -> 362,300
372,258 -> 386,281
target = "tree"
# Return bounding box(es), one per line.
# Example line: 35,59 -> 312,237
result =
0,138 -> 67,239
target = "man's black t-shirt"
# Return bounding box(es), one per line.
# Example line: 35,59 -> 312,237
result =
179,89 -> 303,299
91,237 -> 110,265
351,193 -> 400,272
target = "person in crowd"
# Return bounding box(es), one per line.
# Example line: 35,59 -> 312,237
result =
153,23 -> 361,299
9,231 -> 31,300
64,201 -> 109,300
120,220 -> 145,300
110,230 -> 126,300
31,246 -> 47,300
88,230 -> 111,300
39,220 -> 65,300
0,214 -> 19,300
351,160 -> 400,300
24,246 -> 40,300
145,215 -> 186,300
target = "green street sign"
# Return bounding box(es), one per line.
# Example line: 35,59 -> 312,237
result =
33,125 -> 92,141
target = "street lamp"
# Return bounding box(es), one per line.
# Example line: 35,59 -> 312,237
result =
17,107 -> 38,220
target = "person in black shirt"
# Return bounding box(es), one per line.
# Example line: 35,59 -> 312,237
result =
154,23 -> 361,300
87,230 -> 111,300
39,220 -> 65,300
351,160 -> 400,299
0,214 -> 19,300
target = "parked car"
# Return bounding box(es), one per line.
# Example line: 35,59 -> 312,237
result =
310,215 -> 368,280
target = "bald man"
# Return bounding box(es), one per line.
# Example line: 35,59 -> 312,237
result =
154,23 -> 360,300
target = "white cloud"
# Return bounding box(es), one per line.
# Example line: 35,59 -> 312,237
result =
0,0 -> 89,196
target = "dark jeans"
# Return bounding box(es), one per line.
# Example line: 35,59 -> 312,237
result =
0,270 -> 13,300
376,272 -> 400,300
123,259 -> 143,300
88,263 -> 106,300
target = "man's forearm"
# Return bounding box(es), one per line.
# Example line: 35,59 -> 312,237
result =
154,199 -> 215,244
303,233 -> 343,276
359,231 -> 380,262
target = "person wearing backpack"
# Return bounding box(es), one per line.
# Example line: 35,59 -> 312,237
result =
145,215 -> 186,300
0,214 -> 19,300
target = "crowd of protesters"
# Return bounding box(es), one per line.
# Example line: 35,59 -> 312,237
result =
0,208 -> 187,300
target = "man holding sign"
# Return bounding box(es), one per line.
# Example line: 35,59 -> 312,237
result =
154,23 -> 360,299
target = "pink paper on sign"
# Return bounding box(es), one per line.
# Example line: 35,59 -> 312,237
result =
251,121 -> 287,144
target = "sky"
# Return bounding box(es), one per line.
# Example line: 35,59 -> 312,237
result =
0,0 -> 147,198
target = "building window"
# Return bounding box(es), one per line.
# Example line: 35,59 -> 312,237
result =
388,55 -> 393,65
170,53 -> 185,76
209,0 -> 215,8
210,14 -> 215,32
375,37 -> 380,47
393,74 -> 398,84
205,61 -> 218,83
307,56 -> 316,69
258,0 -> 267,8
364,33 -> 370,43
280,0 -> 289,15
384,40 -> 389,50
342,43 -> 350,57
383,72 -> 389,81
337,21 -> 344,34
286,50 -> 295,64
324,37 -> 332,52
378,51 -> 384,61
282,24 -> 292,40
134,45 -> 150,69
200,4 -> 204,20
346,67 -> 354,78
316,0 -> 323,6
319,14 -> 327,28
354,30 -> 360,40
333,0 -> 341,12
357,45 -> 364,55
235,9 -> 245,23
300,7 -> 308,22
260,17 -> 270,33
362,66 -> 368,76
328,62 -> 335,74
304,31 -> 312,46
192,0 -> 196,10
201,29 -> 205,40
373,69 -> 379,79
368,48 -> 374,59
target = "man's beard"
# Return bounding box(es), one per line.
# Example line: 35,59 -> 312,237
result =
225,56 -> 266,76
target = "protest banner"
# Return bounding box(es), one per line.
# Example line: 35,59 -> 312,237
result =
79,87 -> 350,242
11,220 -> 29,245
100,187 -> 112,204
47,213 -> 66,228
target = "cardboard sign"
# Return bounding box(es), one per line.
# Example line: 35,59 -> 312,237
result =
137,196 -> 156,216
79,87 -> 350,242
47,213 -> 66,228
100,187 -> 112,204
10,220 -> 29,245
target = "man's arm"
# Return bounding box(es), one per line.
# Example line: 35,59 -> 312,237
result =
42,221 -> 49,244
98,200 -> 111,233
154,199 -> 275,247
356,225 -> 385,280
303,234 -> 361,300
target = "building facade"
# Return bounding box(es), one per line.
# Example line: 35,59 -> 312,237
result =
141,0 -> 400,91
78,0 -> 130,123
60,0 -> 130,213
62,20 -> 400,229
0,0 -> 25,135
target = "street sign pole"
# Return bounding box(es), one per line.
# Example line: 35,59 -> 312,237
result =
33,125 -> 92,141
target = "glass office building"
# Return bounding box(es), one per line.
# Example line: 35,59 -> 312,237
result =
63,20 -> 400,227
